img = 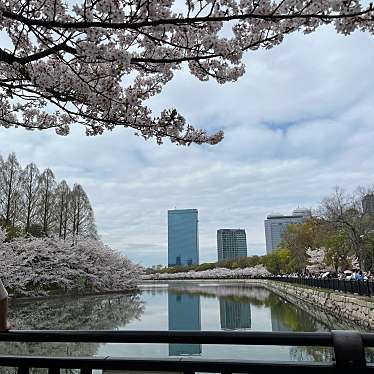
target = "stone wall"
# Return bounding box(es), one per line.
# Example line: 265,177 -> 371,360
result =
140,278 -> 374,329
244,279 -> 374,330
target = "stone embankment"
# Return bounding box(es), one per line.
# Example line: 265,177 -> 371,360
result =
141,278 -> 374,329
245,279 -> 374,329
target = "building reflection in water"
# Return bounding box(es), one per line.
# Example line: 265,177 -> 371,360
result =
219,298 -> 251,330
168,292 -> 202,356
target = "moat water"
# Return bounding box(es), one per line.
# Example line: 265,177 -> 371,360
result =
2,282 -> 373,365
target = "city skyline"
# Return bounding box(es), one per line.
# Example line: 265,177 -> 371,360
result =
165,207 -> 311,266
1,26 -> 374,267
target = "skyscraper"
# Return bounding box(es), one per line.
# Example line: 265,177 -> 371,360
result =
264,208 -> 311,253
168,209 -> 199,267
217,229 -> 247,261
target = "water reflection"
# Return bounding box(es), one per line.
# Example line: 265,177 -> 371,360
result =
219,299 -> 251,330
163,283 -> 374,363
166,283 -> 349,332
269,295 -> 326,332
10,293 -> 144,330
1,293 -> 144,359
1,283 -> 373,365
168,292 -> 201,355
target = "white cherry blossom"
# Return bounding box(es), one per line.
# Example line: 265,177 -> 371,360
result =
0,228 -> 142,296
0,1 -> 373,144
143,264 -> 270,279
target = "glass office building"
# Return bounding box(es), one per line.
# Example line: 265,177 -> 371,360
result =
168,209 -> 199,267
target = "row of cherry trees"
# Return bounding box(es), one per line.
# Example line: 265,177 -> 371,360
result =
0,228 -> 142,296
143,264 -> 270,280
0,152 -> 96,240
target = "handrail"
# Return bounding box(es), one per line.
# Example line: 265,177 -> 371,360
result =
0,329 -> 373,347
268,277 -> 374,296
0,330 -> 373,373
0,355 -> 339,374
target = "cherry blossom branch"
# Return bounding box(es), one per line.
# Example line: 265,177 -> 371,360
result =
2,5 -> 374,30
0,0 -> 373,145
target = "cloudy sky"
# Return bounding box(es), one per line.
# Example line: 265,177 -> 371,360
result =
1,25 -> 374,266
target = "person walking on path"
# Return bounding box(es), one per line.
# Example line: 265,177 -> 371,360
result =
0,278 -> 9,331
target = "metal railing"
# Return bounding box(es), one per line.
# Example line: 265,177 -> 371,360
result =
0,330 -> 374,373
269,277 -> 374,296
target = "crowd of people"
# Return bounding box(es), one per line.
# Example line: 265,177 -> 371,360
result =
279,269 -> 374,281
340,270 -> 373,281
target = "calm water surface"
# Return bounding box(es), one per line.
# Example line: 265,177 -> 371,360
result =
3,282 -> 373,364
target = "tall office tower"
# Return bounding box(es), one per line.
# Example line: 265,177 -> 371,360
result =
264,208 -> 311,254
168,209 -> 199,267
168,292 -> 202,355
217,229 -> 247,261
363,194 -> 374,215
219,299 -> 251,330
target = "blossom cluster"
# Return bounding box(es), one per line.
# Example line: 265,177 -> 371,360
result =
143,264 -> 270,279
0,1 -> 373,144
306,247 -> 359,274
0,228 -> 142,296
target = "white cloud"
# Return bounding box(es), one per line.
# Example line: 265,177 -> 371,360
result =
1,27 -> 374,266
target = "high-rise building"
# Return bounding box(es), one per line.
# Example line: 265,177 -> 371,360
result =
168,292 -> 202,355
264,208 -> 311,254
168,209 -> 199,267
363,194 -> 374,215
217,229 -> 247,261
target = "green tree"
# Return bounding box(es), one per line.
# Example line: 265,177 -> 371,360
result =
323,230 -> 353,271
320,187 -> 374,269
263,248 -> 295,274
280,218 -> 322,272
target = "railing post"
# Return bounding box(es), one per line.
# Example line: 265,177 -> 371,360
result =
368,280 -> 372,297
358,280 -> 362,295
331,330 -> 366,369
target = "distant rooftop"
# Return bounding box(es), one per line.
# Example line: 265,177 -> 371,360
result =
217,228 -> 245,232
168,208 -> 198,214
266,215 -> 301,219
266,208 -> 311,220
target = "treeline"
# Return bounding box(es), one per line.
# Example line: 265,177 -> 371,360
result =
0,153 -> 97,240
146,254 -> 281,275
274,186 -> 374,273
149,186 -> 374,275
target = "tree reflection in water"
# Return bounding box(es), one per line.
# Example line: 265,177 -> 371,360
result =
0,293 -> 144,374
166,283 -> 374,363
1,283 -> 373,374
